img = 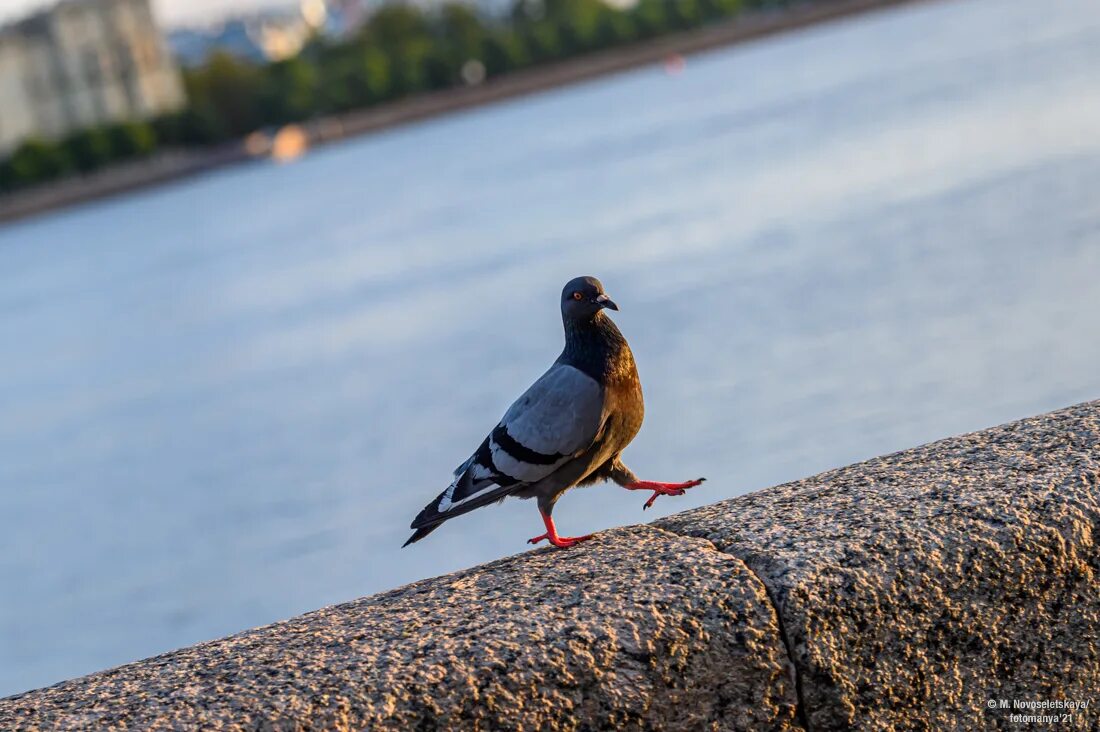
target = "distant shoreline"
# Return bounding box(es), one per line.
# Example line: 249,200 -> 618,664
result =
0,0 -> 935,227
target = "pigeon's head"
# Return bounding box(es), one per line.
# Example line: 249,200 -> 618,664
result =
561,276 -> 618,320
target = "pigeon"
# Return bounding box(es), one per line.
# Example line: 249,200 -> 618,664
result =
403,276 -> 705,549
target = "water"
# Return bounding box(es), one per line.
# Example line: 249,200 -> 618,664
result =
3,0 -> 1100,698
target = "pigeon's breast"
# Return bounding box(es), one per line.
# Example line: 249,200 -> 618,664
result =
603,348 -> 644,451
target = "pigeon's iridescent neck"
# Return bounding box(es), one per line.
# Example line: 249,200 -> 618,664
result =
560,311 -> 631,382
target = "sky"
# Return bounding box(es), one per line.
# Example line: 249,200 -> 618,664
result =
0,0 -> 271,26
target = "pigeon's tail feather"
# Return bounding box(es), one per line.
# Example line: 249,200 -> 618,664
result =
401,472 -> 518,548
402,524 -> 439,547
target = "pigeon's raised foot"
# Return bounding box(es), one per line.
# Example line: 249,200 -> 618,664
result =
625,478 -> 707,510
527,510 -> 593,548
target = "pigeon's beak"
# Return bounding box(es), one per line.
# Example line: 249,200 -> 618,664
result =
596,294 -> 619,311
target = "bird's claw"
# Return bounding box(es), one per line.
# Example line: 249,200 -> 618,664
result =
527,533 -> 594,548
643,491 -> 681,510
639,478 -> 706,510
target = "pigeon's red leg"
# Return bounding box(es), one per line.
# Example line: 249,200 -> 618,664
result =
623,478 -> 706,510
527,510 -> 593,548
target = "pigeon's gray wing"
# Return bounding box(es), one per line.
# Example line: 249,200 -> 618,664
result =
407,364 -> 605,536
489,362 -> 605,483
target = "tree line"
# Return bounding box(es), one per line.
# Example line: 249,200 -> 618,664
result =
1,0 -> 795,193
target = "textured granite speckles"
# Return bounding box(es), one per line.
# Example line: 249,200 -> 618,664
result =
0,526 -> 800,731
656,400 -> 1100,732
4,402 -> 1098,730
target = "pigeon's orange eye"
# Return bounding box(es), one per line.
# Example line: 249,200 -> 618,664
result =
572,291 -> 583,301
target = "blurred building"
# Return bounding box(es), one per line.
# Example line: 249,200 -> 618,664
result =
0,0 -> 185,155
168,20 -> 270,67
0,33 -> 37,153
168,0 -> 355,69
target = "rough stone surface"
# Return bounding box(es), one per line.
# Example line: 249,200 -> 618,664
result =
657,400 -> 1100,731
0,526 -> 799,731
4,402 -> 1099,731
